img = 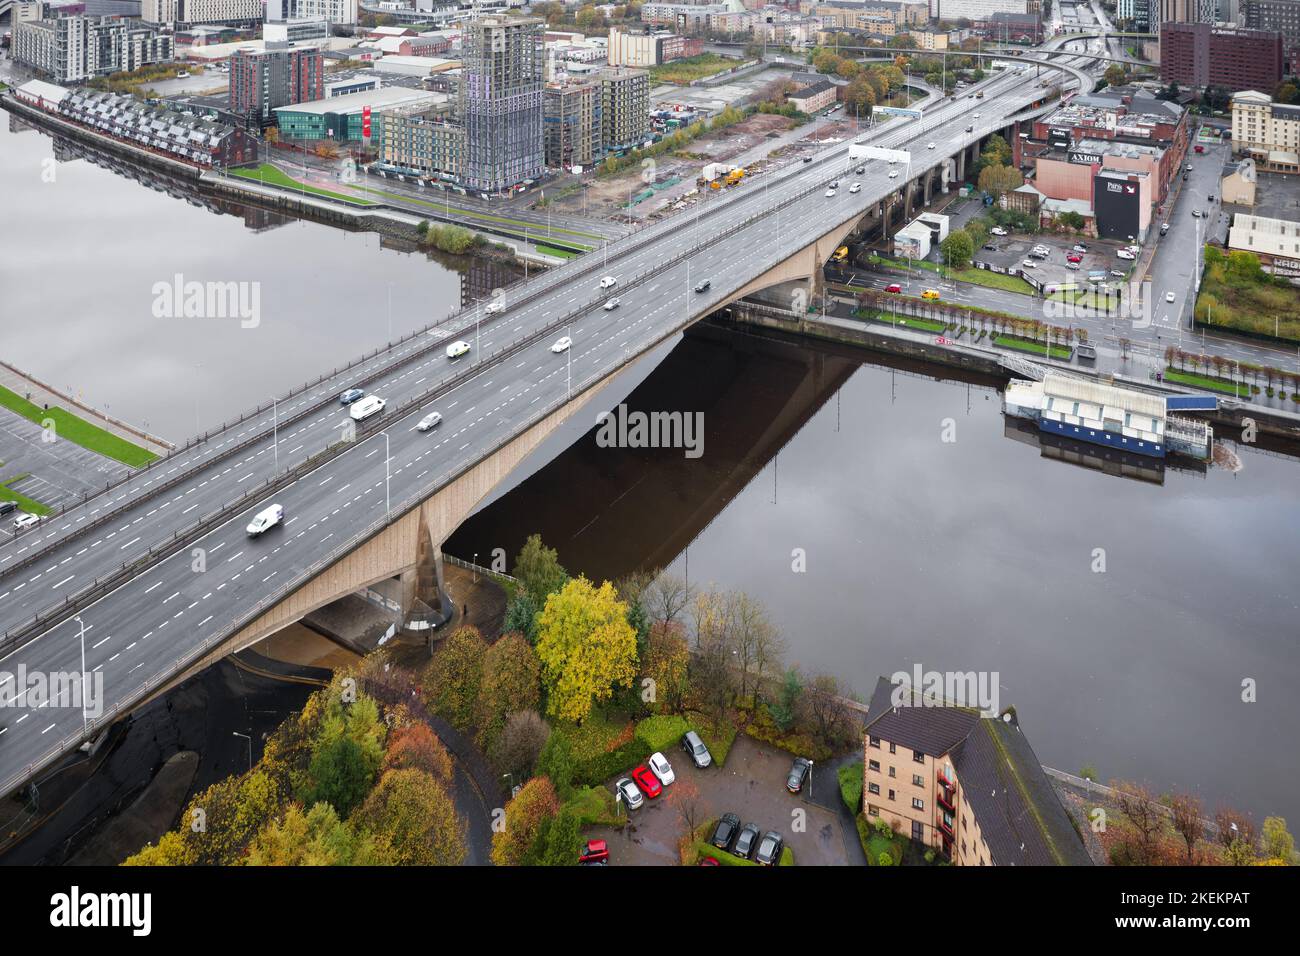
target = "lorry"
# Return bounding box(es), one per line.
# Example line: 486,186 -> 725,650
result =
725,167 -> 745,187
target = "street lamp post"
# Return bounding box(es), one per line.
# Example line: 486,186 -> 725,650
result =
383,431 -> 391,518
272,396 -> 278,472
74,615 -> 88,735
232,731 -> 252,772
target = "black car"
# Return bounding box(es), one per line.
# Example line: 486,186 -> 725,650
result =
786,757 -> 812,793
802,156 -> 813,163
0,501 -> 15,517
732,822 -> 761,860
711,812 -> 741,851
855,165 -> 865,174
694,279 -> 711,293
755,830 -> 784,866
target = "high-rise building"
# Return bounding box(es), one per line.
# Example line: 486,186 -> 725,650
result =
229,45 -> 324,125
266,0 -> 359,26
1116,0 -> 1150,31
1241,0 -> 1300,53
13,15 -> 174,84
142,0 -> 263,24
543,78 -> 601,170
461,15 -> 544,195
1157,0 -> 1217,22
599,66 -> 649,154
1160,22 -> 1283,92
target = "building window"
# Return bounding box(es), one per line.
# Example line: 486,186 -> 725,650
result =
912,821 -> 924,842
889,743 -> 896,754
868,736 -> 880,749
913,774 -> 924,787
888,789 -> 895,801
912,797 -> 924,811
868,759 -> 880,772
888,765 -> 896,778
867,804 -> 879,817
913,749 -> 925,764
868,782 -> 880,795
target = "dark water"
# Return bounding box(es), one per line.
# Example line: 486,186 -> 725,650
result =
0,115 -> 518,442
450,322 -> 1300,826
4,110 -> 1296,829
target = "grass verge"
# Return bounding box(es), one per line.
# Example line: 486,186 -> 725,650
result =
230,163 -> 377,205
0,476 -> 52,517
1163,367 -> 1252,397
994,335 -> 1072,359
0,384 -> 157,468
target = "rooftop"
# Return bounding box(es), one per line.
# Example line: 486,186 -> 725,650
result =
273,86 -> 444,117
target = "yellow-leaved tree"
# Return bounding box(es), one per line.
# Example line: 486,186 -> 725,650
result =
535,576 -> 638,724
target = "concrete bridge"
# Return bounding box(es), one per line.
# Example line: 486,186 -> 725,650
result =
0,46 -> 1103,797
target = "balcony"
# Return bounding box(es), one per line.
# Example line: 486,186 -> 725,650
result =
938,790 -> 956,813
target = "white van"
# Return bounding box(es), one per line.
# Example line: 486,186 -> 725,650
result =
446,340 -> 471,359
599,276 -> 618,290
246,503 -> 284,537
484,299 -> 505,315
349,395 -> 386,421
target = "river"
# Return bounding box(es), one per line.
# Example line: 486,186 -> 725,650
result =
3,112 -> 1297,829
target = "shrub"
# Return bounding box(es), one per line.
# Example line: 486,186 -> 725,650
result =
634,714 -> 690,754
838,760 -> 864,814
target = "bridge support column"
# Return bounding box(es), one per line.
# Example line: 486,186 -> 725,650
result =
956,147 -> 966,184
922,169 -> 934,207
400,515 -> 450,652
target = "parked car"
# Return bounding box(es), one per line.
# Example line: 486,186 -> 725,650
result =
732,822 -> 761,859
990,226 -> 1008,236
338,387 -> 365,405
711,812 -> 741,850
697,856 -> 720,866
786,757 -> 812,793
694,279 -> 711,293
1022,259 -> 1037,269
0,501 -> 15,517
13,512 -> 40,532
579,839 -> 609,865
1194,144 -> 1205,153
416,411 -> 442,432
246,503 -> 284,537
885,283 -> 903,293
648,751 -> 675,786
614,777 -> 643,810
755,830 -> 785,866
1067,254 -> 1082,264
681,730 -> 712,768
631,764 -> 662,799
1072,243 -> 1088,252
1160,223 -> 1170,235
1110,270 -> 1127,278
550,336 -> 572,353
983,243 -> 997,251
1117,248 -> 1137,258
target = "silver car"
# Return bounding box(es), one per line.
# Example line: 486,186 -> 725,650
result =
615,777 -> 643,810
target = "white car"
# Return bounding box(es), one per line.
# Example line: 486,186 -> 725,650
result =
246,503 -> 283,537
603,297 -> 620,311
551,336 -> 572,353
599,275 -> 618,290
926,142 -> 936,149
416,411 -> 443,431
12,512 -> 40,532
484,299 -> 505,315
648,751 -> 675,787
445,340 -> 471,359
1116,249 -> 1136,260
1165,291 -> 1176,303
849,182 -> 861,194
1022,259 -> 1037,268
824,188 -> 836,197
990,226 -> 1008,236
888,170 -> 899,179
973,112 -> 981,118
614,777 -> 643,810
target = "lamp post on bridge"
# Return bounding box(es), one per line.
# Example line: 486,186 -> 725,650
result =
73,614 -> 88,735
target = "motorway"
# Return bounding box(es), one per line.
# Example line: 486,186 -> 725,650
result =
0,48 -> 1095,792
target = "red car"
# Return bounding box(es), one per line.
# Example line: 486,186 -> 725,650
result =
1067,254 -> 1082,264
630,764 -> 662,799
579,839 -> 609,865
698,856 -> 720,866
885,283 -> 902,293
1194,144 -> 1205,153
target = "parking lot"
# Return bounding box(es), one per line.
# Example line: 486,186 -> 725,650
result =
586,735 -> 859,866
972,232 -> 1138,293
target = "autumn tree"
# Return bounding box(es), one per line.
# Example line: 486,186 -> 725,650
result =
245,802 -> 372,866
1113,782 -> 1164,865
845,75 -> 877,118
352,768 -> 466,866
298,693 -> 386,818
420,625 -> 489,732
668,775 -> 706,839
535,577 -> 639,723
490,709 -> 552,786
800,673 -> 859,750
978,163 -> 1023,198
1168,793 -> 1204,865
1262,816 -> 1296,863
491,776 -> 560,866
641,570 -> 692,628
383,721 -> 453,785
1214,805 -> 1258,864
641,621 -> 690,714
474,632 -> 542,750
514,534 -> 570,608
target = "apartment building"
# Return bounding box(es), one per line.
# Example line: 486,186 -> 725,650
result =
13,15 -> 175,84
1160,22 -> 1284,93
1116,0 -> 1150,30
461,15 -> 545,194
267,0 -> 359,26
798,0 -> 929,26
543,77 -> 601,169
1231,89 -> 1300,171
860,677 -> 1092,865
600,66 -> 650,153
229,45 -> 324,124
377,102 -> 466,182
932,0 -> 1032,20
1158,0 -> 1217,21
141,0 -> 263,24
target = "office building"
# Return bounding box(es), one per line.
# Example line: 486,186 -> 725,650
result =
229,44 -> 324,124
460,15 -> 544,194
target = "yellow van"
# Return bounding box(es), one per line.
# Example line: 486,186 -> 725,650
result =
921,289 -> 941,300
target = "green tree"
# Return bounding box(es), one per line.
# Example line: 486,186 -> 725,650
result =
1262,816 -> 1295,862
503,591 -> 539,642
534,728 -> 575,800
1104,63 -> 1128,87
514,534 -> 570,608
303,735 -> 375,818
245,802 -> 370,866
1058,210 -> 1086,231
940,230 -> 975,270
535,806 -> 583,866
768,667 -> 803,732
535,577 -> 639,723
420,625 -> 489,732
474,632 -> 542,750
845,75 -> 877,118
978,163 -> 1023,198
352,768 -> 467,866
